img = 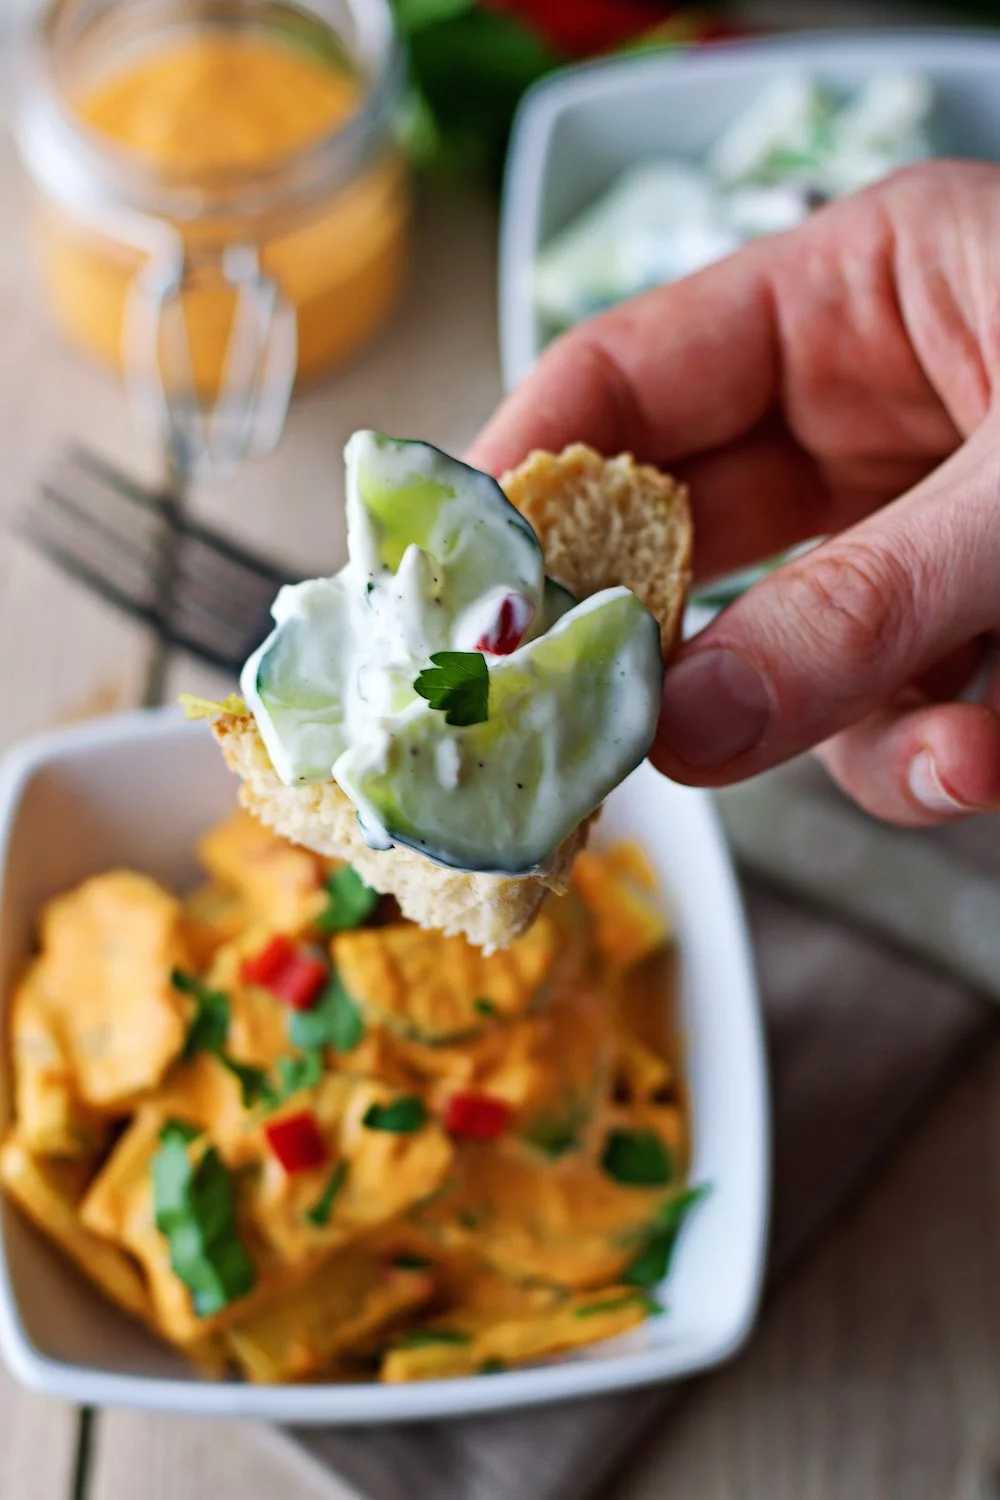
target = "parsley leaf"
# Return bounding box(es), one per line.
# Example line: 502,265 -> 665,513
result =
519,1103 -> 585,1160
265,1049 -> 324,1109
316,867 -> 380,934
160,1117 -> 203,1145
151,1124 -> 256,1317
289,973 -> 365,1054
600,1129 -> 675,1187
623,1185 -> 711,1289
217,1056 -> 271,1110
480,1358 -> 507,1374
363,1096 -> 427,1133
413,651 -> 489,726
473,997 -> 497,1017
393,1253 -> 432,1270
573,1292 -> 661,1319
395,1328 -> 471,1348
305,1160 -> 349,1227
173,969 -> 230,1058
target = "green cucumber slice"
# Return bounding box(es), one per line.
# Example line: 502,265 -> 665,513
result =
345,431 -> 544,628
537,577 -> 577,636
240,577 -> 352,784
334,588 -> 662,874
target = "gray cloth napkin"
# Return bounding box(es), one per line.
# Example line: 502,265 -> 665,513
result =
268,759 -> 997,1500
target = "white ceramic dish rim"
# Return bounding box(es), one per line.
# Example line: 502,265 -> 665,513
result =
499,26 -> 1000,392
0,709 -> 768,1421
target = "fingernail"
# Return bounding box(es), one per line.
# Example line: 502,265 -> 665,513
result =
658,649 -> 773,769
908,749 -> 968,814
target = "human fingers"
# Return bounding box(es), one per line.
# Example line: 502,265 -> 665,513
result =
468,245 -> 779,477
815,699 -> 1000,825
650,418 -> 1000,785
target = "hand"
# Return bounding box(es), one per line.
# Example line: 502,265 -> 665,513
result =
469,160 -> 1000,825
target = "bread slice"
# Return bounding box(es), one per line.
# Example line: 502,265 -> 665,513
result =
210,446 -> 691,950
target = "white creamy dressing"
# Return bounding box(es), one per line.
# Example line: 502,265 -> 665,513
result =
534,72 -> 934,331
241,432 -> 663,874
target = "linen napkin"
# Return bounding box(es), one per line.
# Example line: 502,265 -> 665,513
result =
269,758 -> 997,1500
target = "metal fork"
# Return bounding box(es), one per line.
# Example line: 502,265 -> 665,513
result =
22,445 -> 298,673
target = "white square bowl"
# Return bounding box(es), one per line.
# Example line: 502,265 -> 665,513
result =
499,28 -> 1000,390
0,709 -> 767,1421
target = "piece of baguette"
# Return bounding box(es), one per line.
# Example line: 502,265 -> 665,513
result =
211,446 -> 691,950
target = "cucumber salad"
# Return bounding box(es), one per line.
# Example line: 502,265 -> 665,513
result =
241,433 -> 663,875
534,71 -> 935,332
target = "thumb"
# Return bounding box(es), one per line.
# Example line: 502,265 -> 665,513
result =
651,420 -> 1000,786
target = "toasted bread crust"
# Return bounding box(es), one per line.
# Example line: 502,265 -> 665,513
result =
500,445 -> 691,657
211,446 -> 691,948
211,715 -> 591,951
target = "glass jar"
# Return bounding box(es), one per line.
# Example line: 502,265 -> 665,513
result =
16,0 -> 409,478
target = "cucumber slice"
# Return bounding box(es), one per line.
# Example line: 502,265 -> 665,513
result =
240,577 -> 353,784
334,588 -> 662,874
345,432 -> 545,629
537,577 -> 577,636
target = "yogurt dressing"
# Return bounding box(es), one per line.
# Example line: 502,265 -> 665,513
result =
241,432 -> 663,874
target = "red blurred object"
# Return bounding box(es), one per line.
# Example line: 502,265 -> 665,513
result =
442,1092 -> 513,1140
474,593 -> 532,655
264,1111 -> 329,1172
241,936 -> 328,1011
484,0 -> 674,57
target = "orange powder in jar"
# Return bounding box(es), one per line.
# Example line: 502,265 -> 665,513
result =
39,33 -> 410,390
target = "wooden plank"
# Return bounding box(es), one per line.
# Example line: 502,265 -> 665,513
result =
0,1369 -> 78,1500
89,1414 -> 357,1500
0,121 -> 153,750
611,1034 -> 1000,1500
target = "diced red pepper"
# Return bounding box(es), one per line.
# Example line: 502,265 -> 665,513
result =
264,1111 -> 328,1173
241,937 -> 327,1011
442,1092 -> 513,1141
241,934 -> 295,986
475,594 -> 533,656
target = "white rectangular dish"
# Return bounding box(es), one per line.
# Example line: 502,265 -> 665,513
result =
0,708 -> 767,1421
500,29 -> 1000,390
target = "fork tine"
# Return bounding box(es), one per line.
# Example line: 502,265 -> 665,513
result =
66,444 -> 297,585
24,493 -> 261,674
38,480 -> 163,581
27,444 -> 305,671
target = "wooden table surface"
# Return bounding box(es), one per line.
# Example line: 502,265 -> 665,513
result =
4,25 -> 1000,1500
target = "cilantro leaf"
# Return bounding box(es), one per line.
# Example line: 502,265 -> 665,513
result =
173,969 -> 230,1058
316,867 -> 380,934
395,1328 -> 471,1348
600,1129 -> 675,1187
480,1358 -> 507,1374
393,1253 -> 432,1270
305,1160 -> 349,1227
413,651 -> 489,726
160,1118 -> 203,1145
265,1049 -> 324,1110
363,1096 -> 427,1133
473,997 -> 497,1017
623,1185 -> 711,1289
151,1127 -> 255,1317
573,1292 -> 661,1319
217,1056 -> 271,1110
289,973 -> 365,1054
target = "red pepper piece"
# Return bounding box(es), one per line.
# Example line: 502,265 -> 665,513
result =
264,1111 -> 328,1173
241,938 -> 327,1011
442,1092 -> 513,1141
474,594 -> 532,656
241,934 -> 295,987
